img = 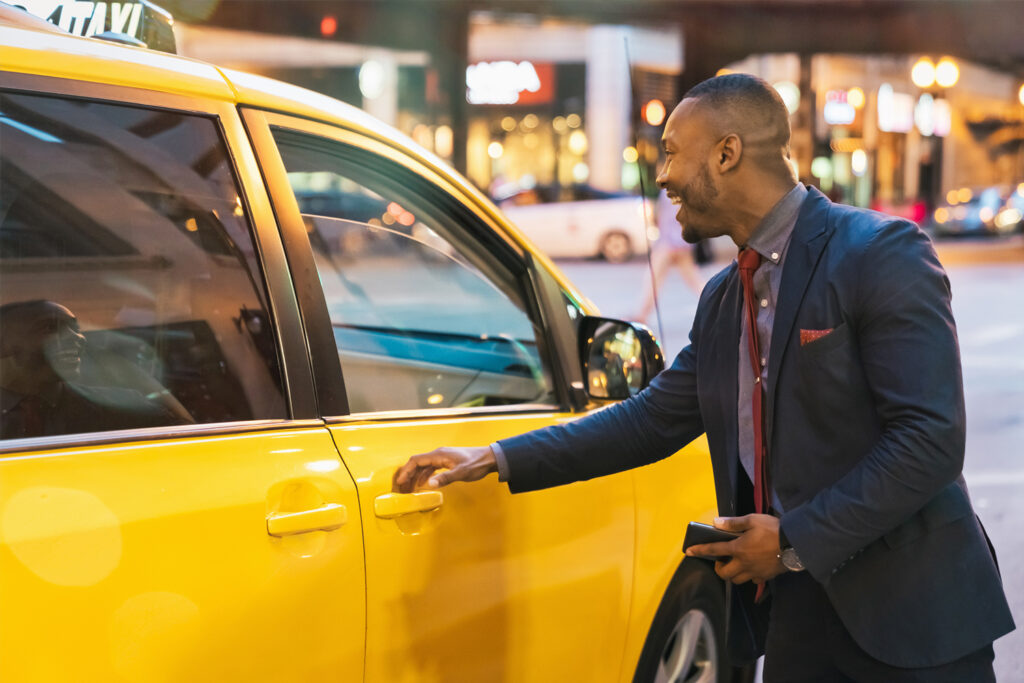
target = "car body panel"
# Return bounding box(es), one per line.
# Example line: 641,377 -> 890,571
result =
0,427 -> 366,682
329,413 -> 636,681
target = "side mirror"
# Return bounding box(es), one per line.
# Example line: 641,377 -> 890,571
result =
578,316 -> 665,400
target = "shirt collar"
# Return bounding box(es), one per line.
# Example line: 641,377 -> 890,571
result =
745,183 -> 807,265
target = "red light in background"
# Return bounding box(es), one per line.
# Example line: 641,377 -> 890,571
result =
320,16 -> 337,37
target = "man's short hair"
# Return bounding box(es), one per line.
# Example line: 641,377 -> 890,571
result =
682,73 -> 792,155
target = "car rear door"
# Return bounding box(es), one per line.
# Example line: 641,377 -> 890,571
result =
245,108 -> 637,682
0,75 -> 364,681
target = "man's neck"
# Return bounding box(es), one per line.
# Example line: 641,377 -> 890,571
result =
725,178 -> 799,247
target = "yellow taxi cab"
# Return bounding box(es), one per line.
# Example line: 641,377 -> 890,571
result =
0,6 -> 726,681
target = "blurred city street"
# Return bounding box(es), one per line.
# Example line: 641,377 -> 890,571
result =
559,235 -> 1024,680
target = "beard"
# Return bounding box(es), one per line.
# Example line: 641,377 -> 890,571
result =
678,162 -> 719,243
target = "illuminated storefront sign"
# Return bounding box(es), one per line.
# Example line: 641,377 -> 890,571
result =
466,61 -> 555,105
877,83 -> 915,133
823,90 -> 856,125
17,1 -> 144,38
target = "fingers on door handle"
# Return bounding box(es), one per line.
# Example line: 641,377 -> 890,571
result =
374,491 -> 443,519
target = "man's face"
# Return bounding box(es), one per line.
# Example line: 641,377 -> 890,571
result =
656,100 -> 723,243
2,302 -> 85,384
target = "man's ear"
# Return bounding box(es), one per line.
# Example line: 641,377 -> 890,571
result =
716,134 -> 742,174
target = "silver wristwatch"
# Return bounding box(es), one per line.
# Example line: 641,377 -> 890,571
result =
779,545 -> 805,572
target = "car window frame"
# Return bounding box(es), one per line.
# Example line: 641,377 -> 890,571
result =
0,71 -> 320,454
242,107 -> 582,422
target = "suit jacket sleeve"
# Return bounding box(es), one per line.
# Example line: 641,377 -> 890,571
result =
498,322 -> 707,494
782,220 -> 967,581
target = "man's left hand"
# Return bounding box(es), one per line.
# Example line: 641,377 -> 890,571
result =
685,514 -> 787,585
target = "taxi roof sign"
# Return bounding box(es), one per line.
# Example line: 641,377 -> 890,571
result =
12,0 -> 176,52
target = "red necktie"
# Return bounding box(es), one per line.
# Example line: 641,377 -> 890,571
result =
738,248 -> 770,602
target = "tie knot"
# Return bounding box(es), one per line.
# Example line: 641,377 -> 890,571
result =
738,248 -> 762,273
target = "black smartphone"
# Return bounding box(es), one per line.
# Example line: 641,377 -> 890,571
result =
682,521 -> 740,562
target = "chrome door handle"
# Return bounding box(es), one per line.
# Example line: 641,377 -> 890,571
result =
374,491 -> 443,519
267,503 -> 347,537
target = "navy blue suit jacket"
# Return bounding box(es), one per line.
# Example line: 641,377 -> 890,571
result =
498,187 -> 1014,667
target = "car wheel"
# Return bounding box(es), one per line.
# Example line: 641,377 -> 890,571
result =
633,562 -> 732,683
600,231 -> 633,262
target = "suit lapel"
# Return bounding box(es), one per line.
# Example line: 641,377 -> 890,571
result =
764,188 -> 833,438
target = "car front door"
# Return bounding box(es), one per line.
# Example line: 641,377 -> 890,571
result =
246,109 -> 638,682
0,80 -> 364,681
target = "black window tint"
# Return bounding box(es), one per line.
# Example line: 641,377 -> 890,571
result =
0,92 -> 285,440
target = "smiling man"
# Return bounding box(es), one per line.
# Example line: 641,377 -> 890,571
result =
394,74 -> 1014,681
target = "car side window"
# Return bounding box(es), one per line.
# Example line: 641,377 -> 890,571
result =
0,91 -> 286,440
270,128 -> 558,414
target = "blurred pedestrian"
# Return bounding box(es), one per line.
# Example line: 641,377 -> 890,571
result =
394,74 -> 1013,681
635,188 -> 703,323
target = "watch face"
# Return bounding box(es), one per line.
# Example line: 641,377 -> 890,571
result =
782,547 -> 805,572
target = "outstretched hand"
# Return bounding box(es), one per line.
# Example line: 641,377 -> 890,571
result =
392,446 -> 498,493
685,514 -> 787,585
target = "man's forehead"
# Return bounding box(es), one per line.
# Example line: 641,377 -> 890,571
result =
662,99 -> 709,146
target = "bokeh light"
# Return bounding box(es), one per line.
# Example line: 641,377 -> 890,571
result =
487,141 -> 503,159
568,130 -> 588,155
847,87 -> 866,109
911,58 -> 936,88
935,58 -> 959,88
643,99 -> 666,126
774,81 -> 801,114
622,146 -> 639,163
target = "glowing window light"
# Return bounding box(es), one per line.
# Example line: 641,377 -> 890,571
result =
847,87 -> 866,110
935,58 -> 959,88
643,99 -> 666,126
359,60 -> 386,100
568,130 -> 588,155
434,125 -> 453,158
811,156 -> 833,179
911,58 -> 936,88
773,81 -> 801,115
851,149 -> 868,177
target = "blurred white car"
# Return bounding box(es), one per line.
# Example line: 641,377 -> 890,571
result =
497,184 -> 653,262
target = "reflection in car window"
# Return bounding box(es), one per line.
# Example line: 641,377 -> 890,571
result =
0,92 -> 286,440
272,129 -> 557,414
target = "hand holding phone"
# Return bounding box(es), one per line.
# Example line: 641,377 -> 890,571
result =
683,521 -> 740,562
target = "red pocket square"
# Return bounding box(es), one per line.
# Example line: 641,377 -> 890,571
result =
800,328 -> 833,346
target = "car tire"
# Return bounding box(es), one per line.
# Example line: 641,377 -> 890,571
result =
599,231 -> 633,262
633,561 -> 743,683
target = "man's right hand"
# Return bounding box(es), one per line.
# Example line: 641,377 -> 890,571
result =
392,446 -> 498,493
